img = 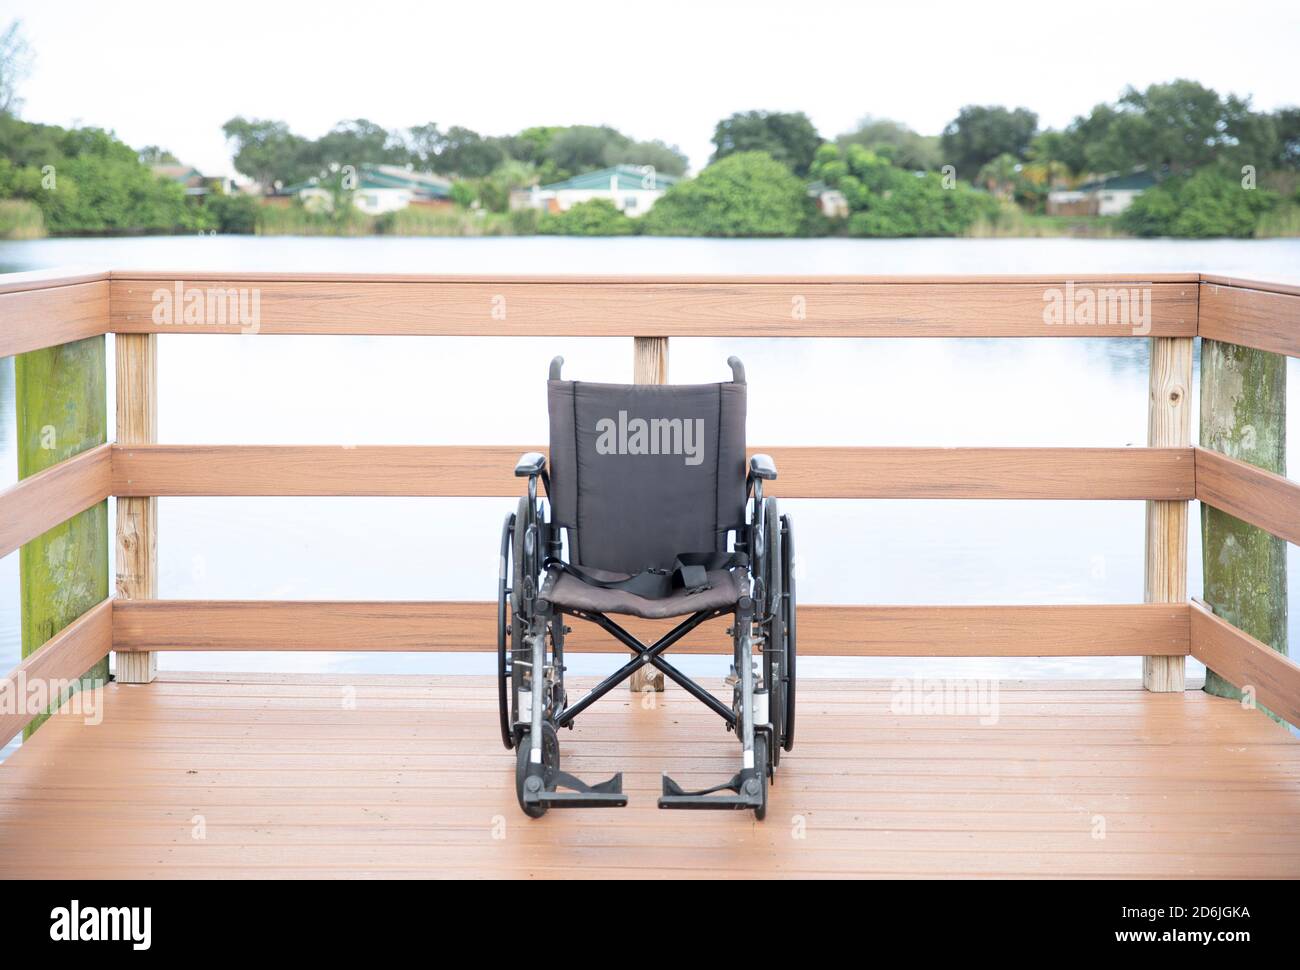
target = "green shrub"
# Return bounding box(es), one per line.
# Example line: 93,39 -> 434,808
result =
378,204 -> 514,236
537,198 -> 636,236
205,192 -> 259,234
0,197 -> 44,238
642,152 -> 810,237
256,200 -> 373,235
1120,168 -> 1277,238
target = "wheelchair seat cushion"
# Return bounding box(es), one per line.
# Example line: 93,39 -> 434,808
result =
539,565 -> 743,620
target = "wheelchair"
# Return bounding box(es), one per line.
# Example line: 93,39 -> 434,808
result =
497,356 -> 796,819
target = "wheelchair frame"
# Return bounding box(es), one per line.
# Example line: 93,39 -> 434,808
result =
497,365 -> 796,819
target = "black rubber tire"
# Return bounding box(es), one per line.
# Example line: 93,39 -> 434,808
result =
497,511 -> 516,749
515,722 -> 559,819
780,514 -> 797,752
762,498 -> 783,767
511,497 -> 530,614
752,734 -> 769,821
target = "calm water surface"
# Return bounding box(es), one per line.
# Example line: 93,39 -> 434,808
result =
2,236 -> 1298,756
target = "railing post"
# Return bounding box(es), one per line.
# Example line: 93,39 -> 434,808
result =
1143,336 -> 1193,691
15,335 -> 109,733
114,333 -> 158,684
1199,339 -> 1287,703
630,335 -> 667,692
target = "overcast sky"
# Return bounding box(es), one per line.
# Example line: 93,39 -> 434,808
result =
7,0 -> 1299,177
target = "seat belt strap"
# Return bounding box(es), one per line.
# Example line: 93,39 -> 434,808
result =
546,550 -> 747,601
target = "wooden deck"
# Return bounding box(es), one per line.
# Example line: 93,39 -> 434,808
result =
3,673 -> 1298,879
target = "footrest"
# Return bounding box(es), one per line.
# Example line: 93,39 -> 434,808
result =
524,770 -> 628,809
657,772 -> 762,810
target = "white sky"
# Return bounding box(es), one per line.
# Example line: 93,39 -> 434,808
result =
6,0 -> 1299,178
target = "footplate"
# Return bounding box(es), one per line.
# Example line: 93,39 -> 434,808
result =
657,772 -> 763,810
523,769 -> 628,809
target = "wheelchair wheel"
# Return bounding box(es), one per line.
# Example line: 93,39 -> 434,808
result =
516,722 -> 559,819
761,498 -> 786,764
780,514 -> 797,752
497,511 -> 516,749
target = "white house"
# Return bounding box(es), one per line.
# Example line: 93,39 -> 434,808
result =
283,163 -> 453,215
518,164 -> 680,217
1047,169 -> 1157,217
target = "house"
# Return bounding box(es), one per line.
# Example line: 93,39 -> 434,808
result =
152,164 -> 236,197
282,163 -> 453,215
806,180 -> 849,219
349,164 -> 453,215
517,164 -> 680,217
1047,169 -> 1157,217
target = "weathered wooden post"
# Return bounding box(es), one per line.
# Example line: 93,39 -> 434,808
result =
1199,339 -> 1287,702
1143,336 -> 1193,691
15,335 -> 109,735
114,333 -> 158,683
630,335 -> 668,692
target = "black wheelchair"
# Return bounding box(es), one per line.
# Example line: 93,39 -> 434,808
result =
497,356 -> 796,819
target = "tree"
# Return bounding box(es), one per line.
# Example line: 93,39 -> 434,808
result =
543,125 -> 629,177
606,138 -> 688,177
494,126 -> 563,166
137,146 -> 179,165
442,126 -> 505,177
1063,81 -> 1280,177
809,142 -> 997,237
1274,107 -> 1300,170
940,105 -> 1038,179
222,117 -> 315,190
838,117 -> 940,171
710,111 -> 822,177
643,151 -> 810,237
0,19 -> 32,116
977,153 -> 1020,200
315,118 -> 408,169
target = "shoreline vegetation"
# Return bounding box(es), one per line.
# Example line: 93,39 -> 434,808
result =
0,21 -> 1297,244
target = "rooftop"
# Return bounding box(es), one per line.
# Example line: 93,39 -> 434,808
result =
540,164 -> 681,193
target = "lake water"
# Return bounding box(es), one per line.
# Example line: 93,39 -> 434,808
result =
2,235 -> 1298,757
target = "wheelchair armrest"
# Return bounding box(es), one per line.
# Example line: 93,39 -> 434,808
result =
748,454 -> 777,481
515,452 -> 547,478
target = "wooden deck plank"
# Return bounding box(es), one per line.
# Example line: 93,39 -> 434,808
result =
0,673 -> 1296,879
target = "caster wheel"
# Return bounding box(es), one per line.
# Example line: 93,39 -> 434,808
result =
752,734 -> 769,821
516,722 -> 559,819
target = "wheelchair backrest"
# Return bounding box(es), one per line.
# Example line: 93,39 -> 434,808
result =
547,375 -> 747,574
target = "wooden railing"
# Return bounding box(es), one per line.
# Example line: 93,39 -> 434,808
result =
2,270 -> 1299,749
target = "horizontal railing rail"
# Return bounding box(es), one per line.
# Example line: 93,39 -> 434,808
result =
0,270 -> 110,359
0,444 -> 111,560
1191,600 -> 1300,726
110,444 -> 1195,500
0,599 -> 111,749
1198,276 -> 1300,358
106,273 -> 1199,338
1194,447 -> 1300,546
111,601 -> 1191,658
